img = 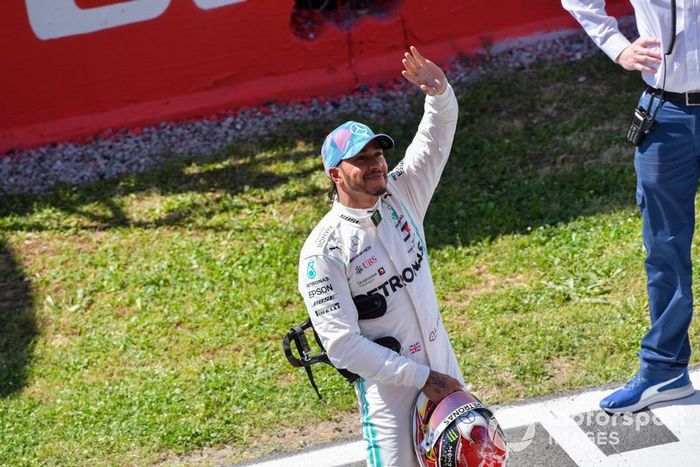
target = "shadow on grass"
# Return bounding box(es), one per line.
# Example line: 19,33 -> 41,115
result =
0,139 -> 323,231
0,237 -> 36,396
0,54 -> 645,246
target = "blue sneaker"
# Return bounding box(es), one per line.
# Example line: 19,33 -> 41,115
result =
600,372 -> 695,413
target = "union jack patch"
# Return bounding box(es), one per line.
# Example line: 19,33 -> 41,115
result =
409,342 -> 422,354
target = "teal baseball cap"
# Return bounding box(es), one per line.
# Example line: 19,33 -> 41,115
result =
321,121 -> 394,177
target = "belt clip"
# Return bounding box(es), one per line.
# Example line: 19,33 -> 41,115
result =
686,92 -> 700,106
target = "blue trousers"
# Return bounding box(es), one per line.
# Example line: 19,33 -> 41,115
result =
635,91 -> 700,380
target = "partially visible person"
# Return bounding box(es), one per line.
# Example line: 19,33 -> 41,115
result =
297,46 -> 464,465
562,0 -> 696,413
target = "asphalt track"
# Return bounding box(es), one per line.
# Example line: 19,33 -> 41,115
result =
236,369 -> 700,467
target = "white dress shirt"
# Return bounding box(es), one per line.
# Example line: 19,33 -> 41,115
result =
562,0 -> 700,93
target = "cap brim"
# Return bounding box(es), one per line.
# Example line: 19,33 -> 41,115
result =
371,134 -> 394,150
339,134 -> 395,163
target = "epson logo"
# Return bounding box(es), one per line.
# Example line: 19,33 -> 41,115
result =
306,276 -> 329,288
308,284 -> 334,298
315,303 -> 340,317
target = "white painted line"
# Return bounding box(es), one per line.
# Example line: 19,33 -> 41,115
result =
243,369 -> 700,466
540,409 -> 608,465
249,440 -> 366,467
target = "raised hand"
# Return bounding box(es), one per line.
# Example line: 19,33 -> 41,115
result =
401,46 -> 447,96
617,37 -> 662,74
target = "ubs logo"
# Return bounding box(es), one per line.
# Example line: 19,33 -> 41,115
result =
362,256 -> 377,269
354,256 -> 377,275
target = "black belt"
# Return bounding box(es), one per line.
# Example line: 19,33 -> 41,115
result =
647,86 -> 700,106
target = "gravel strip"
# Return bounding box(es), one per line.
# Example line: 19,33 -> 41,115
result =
0,20 -> 635,196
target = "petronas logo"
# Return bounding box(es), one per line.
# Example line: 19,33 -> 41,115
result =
307,260 -> 317,279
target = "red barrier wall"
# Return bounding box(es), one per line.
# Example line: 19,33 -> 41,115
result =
0,0 -> 633,154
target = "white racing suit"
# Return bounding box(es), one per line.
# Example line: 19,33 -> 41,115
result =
298,84 -> 463,467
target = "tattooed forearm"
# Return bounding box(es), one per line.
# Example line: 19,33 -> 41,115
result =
422,370 -> 462,402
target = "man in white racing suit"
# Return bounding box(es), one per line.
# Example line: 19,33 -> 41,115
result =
297,46 -> 464,466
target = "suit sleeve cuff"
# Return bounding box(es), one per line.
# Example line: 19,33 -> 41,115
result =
426,82 -> 454,107
415,364 -> 431,389
602,32 -> 631,63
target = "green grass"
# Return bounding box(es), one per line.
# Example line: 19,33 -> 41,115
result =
2,53 -> 699,465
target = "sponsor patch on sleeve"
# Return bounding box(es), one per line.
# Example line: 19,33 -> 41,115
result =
389,160 -> 405,181
314,225 -> 335,248
314,302 -> 340,317
307,282 -> 334,299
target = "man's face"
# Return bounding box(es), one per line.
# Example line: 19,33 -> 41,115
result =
333,141 -> 388,200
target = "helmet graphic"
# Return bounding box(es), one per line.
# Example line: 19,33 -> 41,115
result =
413,390 -> 509,467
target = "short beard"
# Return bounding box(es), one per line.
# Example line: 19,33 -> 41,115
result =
368,186 -> 387,196
354,178 -> 386,197
339,167 -> 387,198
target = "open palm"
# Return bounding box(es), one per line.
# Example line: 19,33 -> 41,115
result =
401,46 -> 447,96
